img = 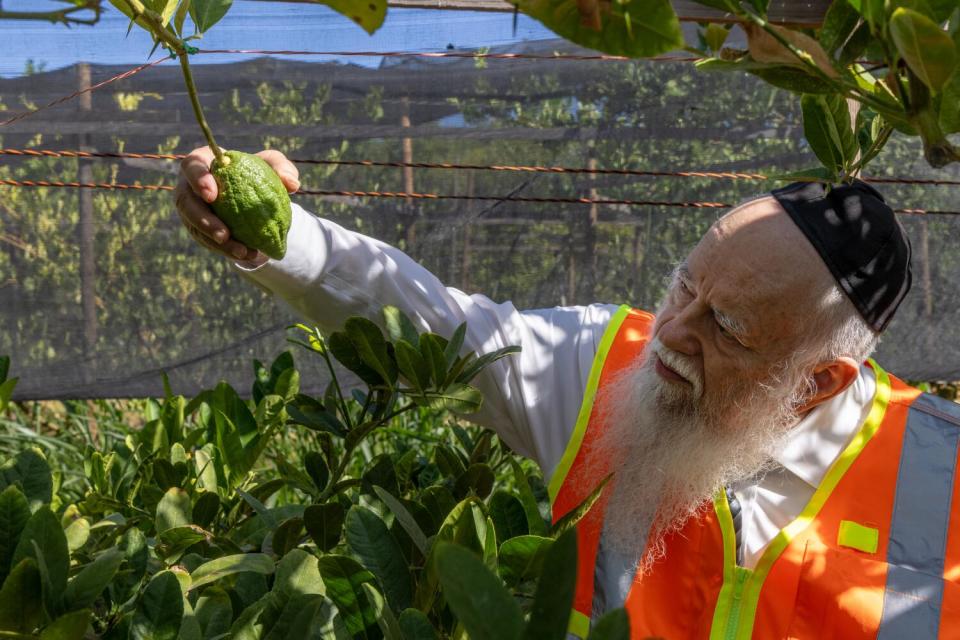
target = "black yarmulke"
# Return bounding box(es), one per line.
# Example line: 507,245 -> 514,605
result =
771,180 -> 912,333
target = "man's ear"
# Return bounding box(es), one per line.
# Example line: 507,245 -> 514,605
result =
796,357 -> 861,414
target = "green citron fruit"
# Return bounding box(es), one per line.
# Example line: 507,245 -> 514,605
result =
210,150 -> 292,260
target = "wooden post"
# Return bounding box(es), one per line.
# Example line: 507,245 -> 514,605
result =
461,170 -> 475,291
567,144 -> 598,304
401,96 -> 416,250
77,63 -> 98,385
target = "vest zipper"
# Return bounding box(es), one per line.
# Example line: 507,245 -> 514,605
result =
724,567 -> 750,640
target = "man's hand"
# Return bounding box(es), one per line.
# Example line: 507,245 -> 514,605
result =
175,147 -> 301,266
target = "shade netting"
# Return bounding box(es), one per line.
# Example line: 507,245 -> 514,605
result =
2,17 -> 959,398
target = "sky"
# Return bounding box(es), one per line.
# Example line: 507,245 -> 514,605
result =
0,0 -> 558,77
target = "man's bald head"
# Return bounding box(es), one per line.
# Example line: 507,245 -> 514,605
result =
696,195 -> 845,358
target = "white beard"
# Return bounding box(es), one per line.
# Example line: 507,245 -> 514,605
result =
581,334 -> 816,575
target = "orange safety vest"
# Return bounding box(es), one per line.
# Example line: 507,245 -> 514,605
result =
550,306 -> 960,639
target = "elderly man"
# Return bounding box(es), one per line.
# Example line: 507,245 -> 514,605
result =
176,147 -> 960,639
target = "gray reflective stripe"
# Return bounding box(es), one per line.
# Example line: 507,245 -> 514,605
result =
878,394 -> 960,639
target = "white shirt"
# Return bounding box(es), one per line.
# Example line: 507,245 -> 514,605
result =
236,204 -> 877,572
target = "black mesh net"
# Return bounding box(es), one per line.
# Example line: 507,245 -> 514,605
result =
2,31 -> 959,399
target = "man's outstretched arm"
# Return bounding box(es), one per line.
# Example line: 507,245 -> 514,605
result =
175,146 -> 618,475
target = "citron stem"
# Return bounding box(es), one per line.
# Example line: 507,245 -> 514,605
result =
179,52 -> 225,165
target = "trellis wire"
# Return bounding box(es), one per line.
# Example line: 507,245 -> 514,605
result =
2,149 -> 957,187
1,178 -> 956,215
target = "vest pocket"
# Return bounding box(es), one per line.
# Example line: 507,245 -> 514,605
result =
787,539 -> 888,639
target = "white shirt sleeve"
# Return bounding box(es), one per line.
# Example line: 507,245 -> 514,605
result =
233,203 -> 619,472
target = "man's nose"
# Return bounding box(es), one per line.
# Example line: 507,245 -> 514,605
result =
657,309 -> 701,356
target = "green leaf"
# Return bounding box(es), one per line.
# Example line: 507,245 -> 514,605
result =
889,8 -> 958,91
317,555 -> 379,638
704,23 -> 729,52
270,517 -> 305,558
586,608 -> 631,640
0,378 -> 16,413
0,355 -> 9,382
274,368 -> 300,403
394,339 -> 430,394
398,609 -> 437,640
521,529 -> 578,640
130,571 -> 183,640
63,548 -> 124,611
328,332 -> 384,386
940,68 -> 960,132
114,528 -> 148,604
434,445 -> 467,479
361,454 -> 399,499
194,587 -> 233,638
304,452 -> 330,493
1,448 -> 53,512
277,594 -> 351,640
311,0 -> 386,34
39,608 -> 91,640
498,535 -> 554,586
107,0 -> 151,32
174,0 -> 191,35
236,488 -> 278,530
11,507 -> 68,606
748,66 -> 837,94
695,57 -> 835,94
287,395 -> 346,438
419,485 -> 457,531
0,558 -> 41,633
382,305 -> 420,348
274,548 -> 326,598
179,600 -> 203,640
345,317 -> 398,386
304,503 -> 346,552
373,486 -> 429,556
361,582 -> 404,640
418,333 -> 449,389
800,93 -> 854,176
156,488 -> 192,533
434,542 -> 523,640
820,0 -> 861,56
510,459 -> 549,536
188,554 -> 275,592
488,491 -> 529,542
551,474 -> 611,537
454,345 -> 521,384
0,485 -> 30,585
156,525 -> 211,559
228,594 -> 269,640
345,506 -> 414,611
189,0 -> 233,33
454,463 -> 495,499
443,322 -> 467,370
513,0 -> 682,58
422,383 -> 483,415
192,491 -> 220,529
847,0 -> 885,29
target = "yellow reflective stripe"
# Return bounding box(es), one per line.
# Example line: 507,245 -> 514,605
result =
548,304 -> 632,503
567,609 -> 591,638
838,520 -> 879,554
729,359 -> 892,638
708,489 -> 739,640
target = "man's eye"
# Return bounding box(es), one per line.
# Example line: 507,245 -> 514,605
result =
678,279 -> 693,296
717,322 -> 734,339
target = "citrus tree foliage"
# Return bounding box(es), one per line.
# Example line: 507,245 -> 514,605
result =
1,50 -> 957,390
515,0 -> 960,174
8,0 -> 959,173
0,311 -> 626,639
